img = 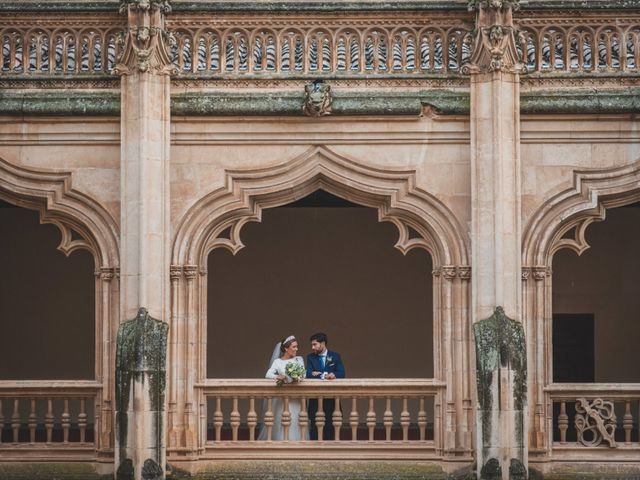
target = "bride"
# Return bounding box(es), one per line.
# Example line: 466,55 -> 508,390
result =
258,335 -> 308,441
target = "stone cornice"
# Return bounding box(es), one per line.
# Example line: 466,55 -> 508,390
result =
2,88 -> 639,116
0,0 -> 636,12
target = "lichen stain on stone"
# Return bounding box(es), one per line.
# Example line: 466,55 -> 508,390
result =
473,306 -> 527,448
115,307 -> 168,476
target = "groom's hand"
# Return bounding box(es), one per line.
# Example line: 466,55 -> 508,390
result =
325,373 -> 336,380
311,371 -> 322,377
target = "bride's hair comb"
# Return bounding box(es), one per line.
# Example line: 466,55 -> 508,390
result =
284,335 -> 296,344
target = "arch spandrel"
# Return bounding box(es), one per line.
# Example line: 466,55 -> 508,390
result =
0,156 -> 120,270
172,145 -> 469,269
523,159 -> 640,267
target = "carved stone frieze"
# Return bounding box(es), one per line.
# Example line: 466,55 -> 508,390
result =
463,0 -> 525,74
183,265 -> 199,280
169,266 -> 182,280
114,0 -> 177,75
575,397 -> 617,448
532,266 -> 550,281
521,267 -> 531,281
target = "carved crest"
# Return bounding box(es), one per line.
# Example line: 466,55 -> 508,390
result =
302,80 -> 332,117
575,397 -> 617,447
114,0 -> 177,76
463,0 -> 525,74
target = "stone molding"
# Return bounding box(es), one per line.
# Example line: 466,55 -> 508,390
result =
522,159 -> 640,268
172,144 -> 469,269
0,156 -> 119,269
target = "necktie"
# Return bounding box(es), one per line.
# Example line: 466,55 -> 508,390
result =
320,355 -> 325,369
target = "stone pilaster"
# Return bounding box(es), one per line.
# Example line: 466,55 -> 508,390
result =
464,0 -> 527,478
115,0 -> 175,478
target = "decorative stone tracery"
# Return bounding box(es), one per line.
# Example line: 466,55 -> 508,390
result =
169,145 -> 472,457
0,156 -> 120,455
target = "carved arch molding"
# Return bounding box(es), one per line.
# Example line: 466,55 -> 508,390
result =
172,145 -> 469,268
0,157 -> 119,269
523,159 -> 640,267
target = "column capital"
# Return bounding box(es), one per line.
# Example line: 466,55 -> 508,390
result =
463,0 -> 525,74
115,0 -> 177,76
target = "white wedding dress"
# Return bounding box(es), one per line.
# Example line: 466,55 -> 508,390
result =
258,355 -> 308,441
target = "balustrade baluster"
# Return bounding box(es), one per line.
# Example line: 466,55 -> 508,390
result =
282,396 -> 291,441
366,397 -> 376,441
558,401 -> 568,444
623,400 -> 633,445
264,397 -> 274,441
349,397 -> 359,441
62,399 -> 70,443
418,397 -> 427,441
11,399 -> 20,443
401,396 -> 410,442
332,396 -> 342,441
230,397 -> 240,442
383,397 -> 393,441
299,396 -> 309,440
78,398 -> 87,443
316,397 -> 325,441
247,397 -> 257,441
28,398 -> 37,443
213,397 -> 223,441
45,398 -> 54,443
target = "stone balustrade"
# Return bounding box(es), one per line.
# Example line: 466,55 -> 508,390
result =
0,381 -> 99,453
195,379 -> 444,456
1,10 -> 639,79
547,384 -> 640,452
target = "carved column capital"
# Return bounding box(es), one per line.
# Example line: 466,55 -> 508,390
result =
96,267 -> 116,281
462,0 -> 525,74
115,0 -> 177,75
457,266 -> 471,280
441,266 -> 458,280
521,267 -> 531,281
169,265 -> 183,281
532,266 -> 551,281
184,265 -> 199,280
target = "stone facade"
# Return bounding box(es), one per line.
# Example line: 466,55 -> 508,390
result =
0,0 -> 639,479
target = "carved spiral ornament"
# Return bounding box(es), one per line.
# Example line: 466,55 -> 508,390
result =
574,397 -> 617,448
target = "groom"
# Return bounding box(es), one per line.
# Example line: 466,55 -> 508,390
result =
306,332 -> 345,440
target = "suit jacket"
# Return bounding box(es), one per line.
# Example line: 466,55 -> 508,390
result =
306,350 -> 345,379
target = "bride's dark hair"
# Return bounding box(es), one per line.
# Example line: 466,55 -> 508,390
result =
280,336 -> 296,354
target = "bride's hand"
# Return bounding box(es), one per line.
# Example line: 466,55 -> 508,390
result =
275,374 -> 286,382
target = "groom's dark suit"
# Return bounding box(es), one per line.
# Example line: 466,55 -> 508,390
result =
306,350 -> 345,440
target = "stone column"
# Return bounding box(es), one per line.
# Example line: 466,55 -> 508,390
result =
464,1 -> 527,478
114,0 -> 176,478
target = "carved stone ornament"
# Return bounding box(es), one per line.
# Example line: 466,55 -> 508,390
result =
462,0 -> 525,74
575,397 -> 617,448
114,0 -> 177,76
302,80 -> 332,117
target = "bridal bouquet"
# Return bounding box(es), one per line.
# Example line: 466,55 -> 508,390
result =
277,362 -> 306,386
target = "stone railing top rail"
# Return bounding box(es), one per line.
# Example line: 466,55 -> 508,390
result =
545,383 -> 640,399
197,378 -> 446,396
0,380 -> 103,396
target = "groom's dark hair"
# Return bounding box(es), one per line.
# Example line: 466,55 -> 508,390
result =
310,332 -> 328,344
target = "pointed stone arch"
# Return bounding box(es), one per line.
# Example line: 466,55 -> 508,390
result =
521,159 -> 640,454
172,145 -> 468,268
0,157 -> 120,455
168,145 -> 473,457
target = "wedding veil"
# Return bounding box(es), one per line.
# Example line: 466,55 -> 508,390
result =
267,341 -> 282,370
